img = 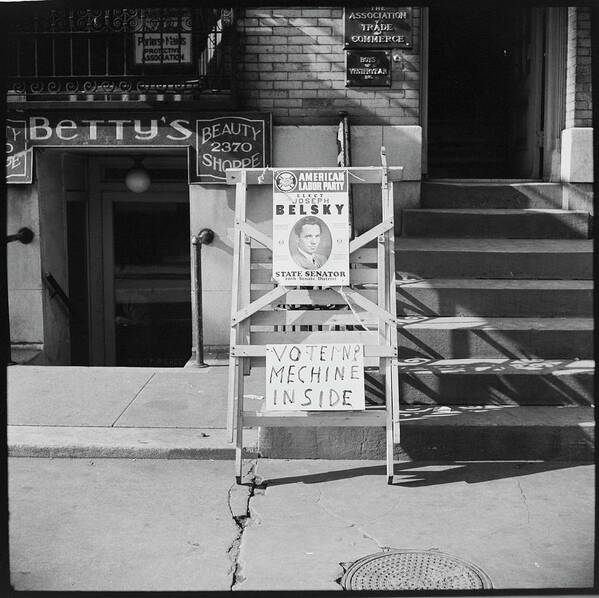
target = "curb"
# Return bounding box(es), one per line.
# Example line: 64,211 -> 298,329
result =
8,426 -> 259,460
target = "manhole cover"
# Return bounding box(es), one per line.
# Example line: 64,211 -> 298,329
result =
340,549 -> 492,591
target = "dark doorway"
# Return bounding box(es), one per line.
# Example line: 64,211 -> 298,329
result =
427,5 -> 544,179
111,198 -> 191,367
67,201 -> 90,365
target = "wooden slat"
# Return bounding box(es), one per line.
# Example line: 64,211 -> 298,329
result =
249,355 -> 384,368
226,166 -> 404,185
385,171 -> 400,445
232,285 -> 288,325
227,173 -> 246,442
242,408 -> 386,427
238,221 -> 272,250
250,310 -> 378,327
341,287 -> 396,325
251,330 -> 380,345
240,226 -> 252,376
251,247 -> 378,264
233,343 -> 395,357
349,217 -> 394,254
250,288 -> 377,305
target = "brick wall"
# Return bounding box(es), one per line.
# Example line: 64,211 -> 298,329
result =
236,7 -> 421,125
565,7 -> 592,128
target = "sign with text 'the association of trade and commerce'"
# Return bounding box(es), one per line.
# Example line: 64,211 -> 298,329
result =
265,343 -> 366,411
344,7 -> 413,49
272,168 -> 350,287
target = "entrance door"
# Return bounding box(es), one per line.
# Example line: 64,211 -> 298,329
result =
507,8 -> 544,178
102,192 -> 191,366
426,4 -> 544,179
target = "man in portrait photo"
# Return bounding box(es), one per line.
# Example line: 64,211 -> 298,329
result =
290,216 -> 331,269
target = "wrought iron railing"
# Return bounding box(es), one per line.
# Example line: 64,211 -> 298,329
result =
6,7 -> 235,101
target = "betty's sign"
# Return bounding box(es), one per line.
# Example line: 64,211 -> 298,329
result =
265,343 -> 365,411
6,119 -> 32,183
272,168 -> 350,287
6,112 -> 271,184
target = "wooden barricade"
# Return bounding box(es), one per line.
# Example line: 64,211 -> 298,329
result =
225,154 -> 401,483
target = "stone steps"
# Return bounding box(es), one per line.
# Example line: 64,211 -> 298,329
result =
264,181 -> 594,460
396,279 -> 593,317
391,358 -> 594,407
259,406 -> 595,461
402,208 -> 590,238
395,238 -> 593,279
421,181 -> 564,209
396,317 -> 593,360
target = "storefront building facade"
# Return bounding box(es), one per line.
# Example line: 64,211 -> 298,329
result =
6,5 -> 593,367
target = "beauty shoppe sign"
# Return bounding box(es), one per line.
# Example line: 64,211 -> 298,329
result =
6,112 -> 271,184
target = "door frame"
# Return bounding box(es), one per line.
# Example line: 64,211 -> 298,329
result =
543,7 -> 568,181
87,155 -> 189,365
421,6 -> 566,180
101,190 -> 189,365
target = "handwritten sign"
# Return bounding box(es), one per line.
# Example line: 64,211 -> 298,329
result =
6,119 -> 32,183
265,343 -> 365,411
194,114 -> 271,183
272,168 -> 350,286
344,7 -> 413,49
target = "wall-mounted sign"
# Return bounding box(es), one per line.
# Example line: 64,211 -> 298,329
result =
272,168 -> 349,287
5,112 -> 272,185
265,343 -> 365,411
344,7 -> 412,49
193,114 -> 272,183
346,50 -> 391,87
134,33 -> 192,65
6,119 -> 33,183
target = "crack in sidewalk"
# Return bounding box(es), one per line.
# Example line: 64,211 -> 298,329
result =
226,460 -> 265,591
313,487 -> 387,552
517,480 -> 531,524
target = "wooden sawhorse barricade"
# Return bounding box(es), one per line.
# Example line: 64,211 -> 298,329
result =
225,156 -> 402,483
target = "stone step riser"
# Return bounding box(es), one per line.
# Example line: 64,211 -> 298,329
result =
396,251 -> 592,279
259,424 -> 594,461
397,329 -> 593,360
396,286 -> 593,317
397,373 -> 594,406
402,210 -> 590,239
421,184 -> 564,209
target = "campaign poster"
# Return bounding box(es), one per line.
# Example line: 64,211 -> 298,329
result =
272,168 -> 349,286
265,343 -> 365,411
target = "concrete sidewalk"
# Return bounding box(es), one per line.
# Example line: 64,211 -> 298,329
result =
7,364 -> 262,458
8,457 -> 595,591
7,364 -> 595,461
7,365 -> 595,591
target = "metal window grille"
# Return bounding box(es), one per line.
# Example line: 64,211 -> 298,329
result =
7,7 -> 235,101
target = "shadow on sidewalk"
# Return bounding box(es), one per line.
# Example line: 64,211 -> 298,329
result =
261,460 -> 587,488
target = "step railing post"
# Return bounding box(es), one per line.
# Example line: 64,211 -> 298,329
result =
191,228 -> 215,367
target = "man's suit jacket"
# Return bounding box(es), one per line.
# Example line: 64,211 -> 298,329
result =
291,249 -> 328,269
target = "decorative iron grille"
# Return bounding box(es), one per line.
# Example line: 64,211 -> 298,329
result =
6,7 -> 235,101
